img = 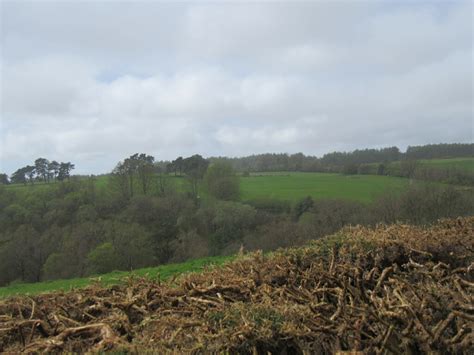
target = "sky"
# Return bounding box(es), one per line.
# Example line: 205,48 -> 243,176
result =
1,0 -> 473,175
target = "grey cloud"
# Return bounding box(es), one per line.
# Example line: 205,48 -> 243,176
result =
1,0 -> 472,174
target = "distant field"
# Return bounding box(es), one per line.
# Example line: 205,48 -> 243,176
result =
5,172 -> 410,203
0,255 -> 232,298
178,171 -> 410,203
420,157 -> 474,172
13,158 -> 472,203
240,172 -> 408,203
374,157 -> 474,173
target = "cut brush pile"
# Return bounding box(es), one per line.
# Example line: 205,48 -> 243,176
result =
1,217 -> 473,353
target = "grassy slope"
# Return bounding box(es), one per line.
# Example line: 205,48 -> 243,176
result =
420,157 -> 474,172
10,156 -> 471,203
0,255 -> 232,298
5,172 -> 410,203
370,157 -> 474,173
240,172 -> 408,203
99,172 -> 410,203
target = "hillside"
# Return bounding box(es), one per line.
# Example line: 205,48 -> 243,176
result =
0,256 -> 231,299
421,157 -> 474,172
159,172 -> 411,203
1,217 -> 472,353
4,171 -> 410,203
5,156 -> 473,203
241,172 -> 408,203
368,157 -> 474,175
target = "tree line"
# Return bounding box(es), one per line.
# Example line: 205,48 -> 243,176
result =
1,143 -> 472,186
354,159 -> 474,186
405,143 -> 474,160
2,158 -> 74,185
209,143 -> 473,173
209,143 -> 473,186
111,154 -> 210,200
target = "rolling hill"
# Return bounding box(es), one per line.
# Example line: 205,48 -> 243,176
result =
0,217 -> 472,353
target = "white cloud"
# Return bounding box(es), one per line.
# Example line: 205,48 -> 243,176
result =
1,0 -> 472,174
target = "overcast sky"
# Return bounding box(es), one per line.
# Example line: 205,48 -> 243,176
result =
1,0 -> 472,174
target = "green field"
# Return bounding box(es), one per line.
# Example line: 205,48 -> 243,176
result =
179,172 -> 409,203
10,157 -> 471,204
420,157 -> 474,172
0,255 -> 232,298
371,157 -> 474,173
7,157 -> 471,203
4,172 -> 410,203
240,172 -> 408,203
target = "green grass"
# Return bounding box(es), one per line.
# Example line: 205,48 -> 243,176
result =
92,175 -> 110,189
4,173 -> 409,204
240,172 -> 408,203
3,181 -> 51,194
420,157 -> 474,172
372,157 -> 474,173
0,255 -> 232,299
14,159 -> 473,204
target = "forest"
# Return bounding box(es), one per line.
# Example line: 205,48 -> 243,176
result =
209,143 -> 473,173
0,143 -> 473,287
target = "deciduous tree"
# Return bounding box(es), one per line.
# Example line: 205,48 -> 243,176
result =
58,162 -> 75,181
136,153 -> 155,195
35,158 -> 49,182
0,173 -> 9,185
204,162 -> 240,201
183,154 -> 209,200
10,168 -> 27,185
48,160 -> 60,181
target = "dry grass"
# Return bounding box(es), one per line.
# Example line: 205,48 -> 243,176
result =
1,217 -> 473,353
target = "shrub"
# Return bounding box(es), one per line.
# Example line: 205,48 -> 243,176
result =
244,198 -> 291,215
86,243 -> 120,275
204,162 -> 240,201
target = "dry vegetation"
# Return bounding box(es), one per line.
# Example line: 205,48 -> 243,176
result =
1,217 -> 473,354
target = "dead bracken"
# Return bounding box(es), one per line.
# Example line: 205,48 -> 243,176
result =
0,217 -> 473,354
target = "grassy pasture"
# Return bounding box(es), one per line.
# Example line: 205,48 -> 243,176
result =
419,157 -> 474,172
240,172 -> 408,203
0,255 -> 232,298
3,172 -> 410,203
4,172 -> 411,203
6,157 -> 471,202
9,157 -> 471,203
368,157 -> 474,173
